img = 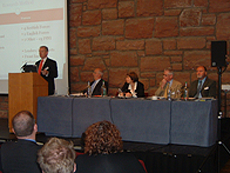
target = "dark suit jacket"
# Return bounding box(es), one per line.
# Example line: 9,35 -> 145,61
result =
35,58 -> 58,95
75,152 -> 146,173
121,81 -> 145,97
188,77 -> 217,98
0,139 -> 42,173
83,79 -> 108,96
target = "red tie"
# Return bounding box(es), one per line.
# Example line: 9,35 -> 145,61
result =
38,59 -> 44,74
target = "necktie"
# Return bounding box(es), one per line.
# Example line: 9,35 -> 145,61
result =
38,59 -> 44,74
164,82 -> 169,99
91,81 -> 97,93
196,80 -> 202,98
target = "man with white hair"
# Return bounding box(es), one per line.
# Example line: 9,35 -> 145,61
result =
83,68 -> 108,96
155,67 -> 182,99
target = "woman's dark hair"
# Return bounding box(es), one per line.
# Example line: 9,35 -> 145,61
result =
84,120 -> 123,156
127,72 -> 139,82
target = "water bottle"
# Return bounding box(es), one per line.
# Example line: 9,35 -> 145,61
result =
176,89 -> 181,100
167,88 -> 171,100
101,81 -> 107,97
87,81 -> 91,98
184,82 -> 188,101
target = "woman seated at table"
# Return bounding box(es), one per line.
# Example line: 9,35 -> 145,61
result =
119,72 -> 145,98
75,120 -> 146,173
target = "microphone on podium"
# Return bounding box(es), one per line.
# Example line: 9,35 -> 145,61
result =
20,62 -> 27,71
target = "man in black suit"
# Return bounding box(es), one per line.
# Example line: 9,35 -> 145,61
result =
0,110 -> 42,173
83,68 -> 108,96
35,46 -> 58,95
189,66 -> 216,98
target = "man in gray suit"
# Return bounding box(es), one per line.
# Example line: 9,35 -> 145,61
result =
189,66 -> 216,98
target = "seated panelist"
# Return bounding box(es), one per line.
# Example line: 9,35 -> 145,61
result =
155,67 -> 182,99
119,72 -> 145,98
83,68 -> 108,96
189,66 -> 216,98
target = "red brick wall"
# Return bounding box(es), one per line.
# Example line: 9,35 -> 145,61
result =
0,96 -> 8,119
0,0 -> 230,118
69,0 -> 230,116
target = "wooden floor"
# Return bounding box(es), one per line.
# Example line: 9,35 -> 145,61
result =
222,159 -> 230,173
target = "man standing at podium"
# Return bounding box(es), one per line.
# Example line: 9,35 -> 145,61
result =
35,46 -> 58,95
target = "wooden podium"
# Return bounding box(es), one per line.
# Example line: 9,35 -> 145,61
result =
8,73 -> 48,132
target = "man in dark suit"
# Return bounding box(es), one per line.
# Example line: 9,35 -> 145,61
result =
83,68 -> 108,96
189,66 -> 216,98
0,110 -> 42,173
35,46 -> 58,95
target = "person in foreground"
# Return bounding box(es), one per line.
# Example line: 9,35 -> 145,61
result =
35,46 -> 58,95
37,137 -> 76,173
0,110 -> 42,173
75,120 -> 146,173
119,72 -> 145,98
155,67 -> 182,99
189,66 -> 216,98
83,68 -> 108,96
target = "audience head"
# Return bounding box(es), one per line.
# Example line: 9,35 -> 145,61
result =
163,67 -> 173,82
12,110 -> 37,139
93,68 -> 103,80
84,120 -> 123,156
39,46 -> 49,59
37,137 -> 76,173
126,72 -> 139,83
196,66 -> 207,80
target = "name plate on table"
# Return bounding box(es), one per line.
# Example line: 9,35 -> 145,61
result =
222,84 -> 230,91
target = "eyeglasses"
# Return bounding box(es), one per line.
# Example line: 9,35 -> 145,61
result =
163,73 -> 172,76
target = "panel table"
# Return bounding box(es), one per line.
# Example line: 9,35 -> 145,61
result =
37,96 -> 218,147
72,97 -> 112,137
170,100 -> 218,147
110,99 -> 171,145
37,96 -> 74,137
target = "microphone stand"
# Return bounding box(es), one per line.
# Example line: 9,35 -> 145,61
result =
217,66 -> 230,173
196,65 -> 230,173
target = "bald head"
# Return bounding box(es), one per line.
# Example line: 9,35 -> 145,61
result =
93,68 -> 103,80
12,110 -> 36,137
196,66 -> 207,80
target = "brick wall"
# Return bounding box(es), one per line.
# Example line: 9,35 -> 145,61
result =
0,0 -> 230,118
0,96 -> 8,119
69,0 -> 230,115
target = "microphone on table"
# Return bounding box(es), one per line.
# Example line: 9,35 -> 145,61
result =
118,88 -> 122,94
117,88 -> 124,98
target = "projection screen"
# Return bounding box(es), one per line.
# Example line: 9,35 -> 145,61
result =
0,0 -> 69,95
